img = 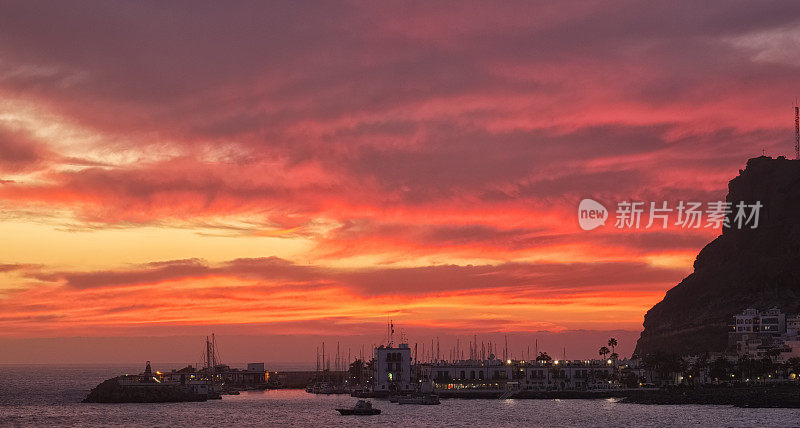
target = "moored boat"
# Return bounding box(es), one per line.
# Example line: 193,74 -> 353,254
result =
335,400 -> 381,415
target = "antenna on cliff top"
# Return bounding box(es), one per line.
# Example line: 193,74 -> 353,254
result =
794,100 -> 799,160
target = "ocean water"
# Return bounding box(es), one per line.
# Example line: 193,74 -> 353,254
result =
0,365 -> 797,427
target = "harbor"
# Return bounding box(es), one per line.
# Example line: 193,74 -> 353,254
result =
82,318 -> 800,408
6,363 -> 800,427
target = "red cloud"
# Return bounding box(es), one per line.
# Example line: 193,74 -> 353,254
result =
0,1 -> 797,352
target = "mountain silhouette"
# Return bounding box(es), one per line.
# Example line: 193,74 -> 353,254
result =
634,156 -> 800,357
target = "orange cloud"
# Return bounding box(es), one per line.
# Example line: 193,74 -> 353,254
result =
0,0 -> 796,359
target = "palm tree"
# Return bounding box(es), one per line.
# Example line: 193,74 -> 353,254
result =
537,352 -> 552,363
599,346 -> 610,360
608,338 -> 617,355
610,352 -> 619,361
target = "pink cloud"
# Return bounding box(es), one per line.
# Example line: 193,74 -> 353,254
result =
0,1 -> 797,354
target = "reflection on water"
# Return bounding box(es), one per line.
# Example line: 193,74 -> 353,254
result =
0,365 -> 796,427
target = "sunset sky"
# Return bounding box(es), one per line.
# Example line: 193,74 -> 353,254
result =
1,1 -> 799,364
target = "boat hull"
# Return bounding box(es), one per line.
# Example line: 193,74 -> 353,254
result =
335,409 -> 381,415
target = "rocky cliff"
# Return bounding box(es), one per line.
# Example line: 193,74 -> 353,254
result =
633,156 -> 800,357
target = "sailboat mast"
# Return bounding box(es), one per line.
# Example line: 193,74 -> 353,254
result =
205,336 -> 212,372
212,333 -> 217,370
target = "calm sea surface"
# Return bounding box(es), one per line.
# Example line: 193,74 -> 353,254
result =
1,364 -> 798,427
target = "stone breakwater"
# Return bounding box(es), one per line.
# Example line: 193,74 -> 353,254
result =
414,385 -> 800,408
83,377 -> 210,403
621,385 -> 800,408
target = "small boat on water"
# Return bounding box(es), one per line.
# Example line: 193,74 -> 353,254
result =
397,394 -> 440,405
335,400 -> 381,415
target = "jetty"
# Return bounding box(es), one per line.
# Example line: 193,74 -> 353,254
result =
83,361 -> 217,403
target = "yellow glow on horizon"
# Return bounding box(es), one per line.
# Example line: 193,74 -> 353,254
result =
0,219 -> 314,270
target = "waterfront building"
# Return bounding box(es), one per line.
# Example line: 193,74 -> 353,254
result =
218,364 -> 268,387
374,343 -> 413,393
247,363 -> 265,372
729,307 -> 785,337
117,361 -> 214,398
787,316 -> 800,337
416,357 -> 616,392
728,307 -> 800,362
160,363 -> 267,388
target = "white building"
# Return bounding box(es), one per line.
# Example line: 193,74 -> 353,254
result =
787,316 -> 800,337
247,363 -> 265,372
730,307 -> 785,336
374,343 -> 413,393
729,307 -> 797,361
418,357 -> 616,392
